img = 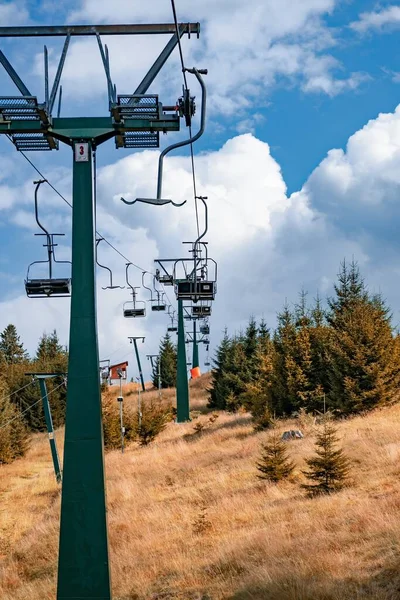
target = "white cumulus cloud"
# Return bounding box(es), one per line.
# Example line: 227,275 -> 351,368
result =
350,5 -> 400,33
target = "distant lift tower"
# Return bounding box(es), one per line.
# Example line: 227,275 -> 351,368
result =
0,21 -> 201,600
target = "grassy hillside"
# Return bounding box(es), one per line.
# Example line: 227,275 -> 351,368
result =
1,374 -> 400,599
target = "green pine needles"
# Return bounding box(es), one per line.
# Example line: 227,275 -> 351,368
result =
208,259 -> 400,422
256,434 -> 295,482
302,422 -> 350,496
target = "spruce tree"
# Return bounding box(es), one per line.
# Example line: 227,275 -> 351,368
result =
256,434 -> 295,482
302,422 -> 350,496
0,377 -> 29,463
307,294 -> 331,412
271,303 -> 312,416
0,324 -> 28,364
327,259 -> 368,326
222,336 -> 251,411
243,317 -> 259,380
208,329 -> 232,409
328,261 -> 400,414
152,333 -> 177,389
241,341 -> 274,429
35,330 -> 68,427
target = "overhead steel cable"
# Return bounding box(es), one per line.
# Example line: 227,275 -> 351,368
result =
0,379 -> 35,407
170,0 -> 201,239
0,380 -> 65,431
9,140 -> 175,308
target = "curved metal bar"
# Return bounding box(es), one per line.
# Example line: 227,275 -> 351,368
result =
130,67 -> 207,205
142,271 -> 154,301
125,263 -> 134,294
26,258 -> 49,280
155,68 -> 207,198
194,196 -> 208,248
121,196 -> 186,207
33,179 -> 49,236
192,195 -> 208,286
96,239 -> 124,290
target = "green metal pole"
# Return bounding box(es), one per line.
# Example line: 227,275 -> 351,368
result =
57,141 -> 111,600
192,320 -> 199,370
176,299 -> 190,422
133,338 -> 145,392
37,377 -> 62,484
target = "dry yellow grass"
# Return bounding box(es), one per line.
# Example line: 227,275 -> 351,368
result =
2,374 -> 400,599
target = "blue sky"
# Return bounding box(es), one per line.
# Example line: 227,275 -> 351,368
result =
0,0 -> 399,377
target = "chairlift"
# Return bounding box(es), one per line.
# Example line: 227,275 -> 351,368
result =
204,360 -> 210,367
176,279 -> 216,301
200,323 -> 210,335
192,304 -> 212,317
167,308 -> 177,333
151,276 -> 166,312
25,179 -> 71,298
96,238 -> 124,290
99,359 -> 110,381
174,197 -> 217,302
123,263 -> 146,318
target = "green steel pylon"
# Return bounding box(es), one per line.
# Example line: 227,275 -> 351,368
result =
128,336 -> 146,392
37,376 -> 62,483
192,319 -> 199,369
176,299 -> 190,422
57,142 -> 111,600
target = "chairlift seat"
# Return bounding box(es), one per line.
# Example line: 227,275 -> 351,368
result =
151,304 -> 166,312
159,275 -> 174,286
123,301 -> 146,318
205,361 -> 210,367
200,325 -> 210,335
168,326 -> 178,332
175,280 -> 216,301
192,305 -> 212,317
25,278 -> 71,298
124,308 -> 146,318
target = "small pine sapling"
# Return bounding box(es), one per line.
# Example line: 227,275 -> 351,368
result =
256,434 -> 295,482
302,421 -> 350,496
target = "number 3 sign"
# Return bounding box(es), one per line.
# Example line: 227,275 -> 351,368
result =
74,142 -> 89,162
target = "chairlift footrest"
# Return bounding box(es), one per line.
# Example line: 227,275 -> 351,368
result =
11,133 -> 58,151
114,95 -> 160,120
117,131 -> 159,149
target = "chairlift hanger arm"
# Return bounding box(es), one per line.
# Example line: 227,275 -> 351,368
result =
142,271 -> 154,301
33,179 -> 49,236
193,195 -> 208,254
133,67 -> 207,205
96,239 -> 124,290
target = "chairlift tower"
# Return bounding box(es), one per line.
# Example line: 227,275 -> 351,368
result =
192,320 -> 199,370
0,21 -> 201,600
128,336 -> 145,392
176,299 -> 190,421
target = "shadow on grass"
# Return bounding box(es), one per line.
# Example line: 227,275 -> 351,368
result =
182,414 -> 255,443
227,567 -> 400,600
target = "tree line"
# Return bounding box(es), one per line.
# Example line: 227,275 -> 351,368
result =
0,325 -> 68,463
209,260 -> 400,426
